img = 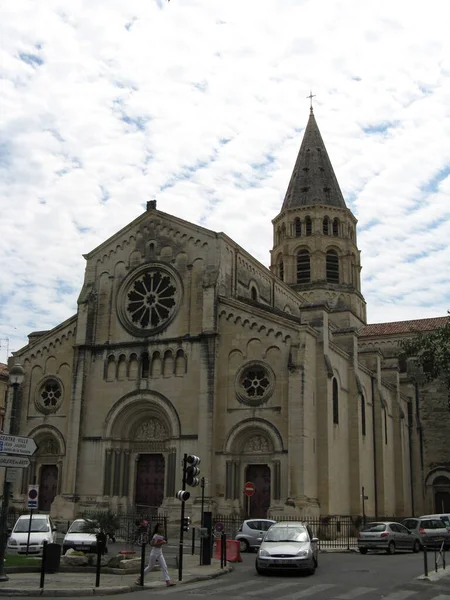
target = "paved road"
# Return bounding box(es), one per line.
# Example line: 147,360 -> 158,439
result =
136,551 -> 449,600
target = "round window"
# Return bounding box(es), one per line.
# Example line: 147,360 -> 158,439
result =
117,264 -> 182,336
36,378 -> 63,414
236,361 -> 275,406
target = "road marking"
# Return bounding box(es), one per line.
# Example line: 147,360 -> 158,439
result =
334,587 -> 377,599
431,596 -> 450,600
246,580 -> 311,596
159,577 -> 257,594
277,584 -> 336,599
378,591 -> 419,600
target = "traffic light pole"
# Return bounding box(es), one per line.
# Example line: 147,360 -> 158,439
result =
178,453 -> 187,582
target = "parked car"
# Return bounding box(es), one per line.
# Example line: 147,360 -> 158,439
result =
402,517 -> 450,549
235,519 -> 276,552
63,519 -> 104,554
358,521 -> 421,554
419,514 -> 450,527
255,521 -> 319,575
7,514 -> 57,555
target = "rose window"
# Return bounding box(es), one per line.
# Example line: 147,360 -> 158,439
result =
36,378 -> 63,414
236,361 -> 275,406
118,265 -> 181,336
241,369 -> 270,398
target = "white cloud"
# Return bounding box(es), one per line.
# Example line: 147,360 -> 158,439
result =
2,0 -> 450,361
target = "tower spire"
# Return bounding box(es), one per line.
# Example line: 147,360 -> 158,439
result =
306,90 -> 316,114
281,110 -> 347,211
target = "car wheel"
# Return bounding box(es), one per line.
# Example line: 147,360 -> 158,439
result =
239,539 -> 250,553
306,566 -> 316,575
313,555 -> 318,568
255,565 -> 267,575
412,540 -> 420,553
387,542 -> 395,555
359,548 -> 368,555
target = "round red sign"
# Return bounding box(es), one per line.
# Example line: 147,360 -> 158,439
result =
244,481 -> 255,497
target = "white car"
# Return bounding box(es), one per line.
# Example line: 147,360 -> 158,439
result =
63,519 -> 102,554
7,514 -> 57,555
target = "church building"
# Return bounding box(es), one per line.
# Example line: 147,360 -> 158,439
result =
7,109 -> 450,522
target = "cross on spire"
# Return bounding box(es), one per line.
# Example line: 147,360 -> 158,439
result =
306,90 -> 316,113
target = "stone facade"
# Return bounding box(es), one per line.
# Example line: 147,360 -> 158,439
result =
0,363 -> 8,431
5,112 -> 449,522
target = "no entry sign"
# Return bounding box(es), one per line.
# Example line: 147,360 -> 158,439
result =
244,481 -> 255,497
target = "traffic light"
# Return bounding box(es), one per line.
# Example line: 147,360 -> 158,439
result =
186,455 -> 201,487
176,490 -> 190,501
182,517 -> 190,532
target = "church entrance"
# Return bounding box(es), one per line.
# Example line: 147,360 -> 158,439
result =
433,476 -> 450,512
135,453 -> 165,511
38,465 -> 58,511
246,464 -> 271,518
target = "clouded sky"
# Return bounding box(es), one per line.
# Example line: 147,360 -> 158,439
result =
1,0 -> 450,361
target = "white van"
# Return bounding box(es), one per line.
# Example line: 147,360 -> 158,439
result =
420,514 -> 450,527
7,514 -> 57,555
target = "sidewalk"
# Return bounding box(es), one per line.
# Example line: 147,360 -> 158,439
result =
0,555 -> 232,597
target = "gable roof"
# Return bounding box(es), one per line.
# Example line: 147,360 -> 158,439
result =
359,316 -> 449,338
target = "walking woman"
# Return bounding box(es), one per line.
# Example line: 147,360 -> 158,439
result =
136,523 -> 176,587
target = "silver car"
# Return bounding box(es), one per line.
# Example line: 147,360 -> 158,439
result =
235,519 -> 276,552
255,521 -> 319,575
402,517 -> 450,549
358,521 -> 421,554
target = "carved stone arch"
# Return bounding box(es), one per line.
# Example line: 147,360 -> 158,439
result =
425,467 -> 450,487
224,418 -> 284,455
27,425 -> 66,456
104,390 -> 181,440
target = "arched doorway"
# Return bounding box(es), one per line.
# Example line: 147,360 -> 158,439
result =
246,464 -> 271,518
39,465 -> 58,511
135,454 -> 165,510
434,476 -> 450,512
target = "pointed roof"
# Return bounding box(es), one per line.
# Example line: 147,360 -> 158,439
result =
281,109 -> 347,210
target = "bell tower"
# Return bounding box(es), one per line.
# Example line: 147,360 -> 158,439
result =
270,108 -> 366,325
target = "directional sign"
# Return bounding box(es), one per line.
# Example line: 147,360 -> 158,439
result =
0,455 -> 30,469
244,481 -> 255,497
0,434 -> 37,456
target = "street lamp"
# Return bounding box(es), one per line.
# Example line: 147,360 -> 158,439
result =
0,362 -> 25,581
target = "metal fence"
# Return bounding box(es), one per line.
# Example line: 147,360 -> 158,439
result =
212,514 -> 402,550
82,508 -> 168,544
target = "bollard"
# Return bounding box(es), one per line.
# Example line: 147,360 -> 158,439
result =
443,547 -> 446,570
191,528 -> 196,555
435,548 -> 438,573
424,545 -> 428,577
95,544 -> 101,587
39,541 -> 48,589
139,542 -> 146,585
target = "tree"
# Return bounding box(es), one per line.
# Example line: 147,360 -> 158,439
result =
81,509 -> 121,550
399,316 -> 450,409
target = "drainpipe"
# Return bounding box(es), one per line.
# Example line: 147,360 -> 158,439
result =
407,403 -> 415,516
371,376 -> 378,518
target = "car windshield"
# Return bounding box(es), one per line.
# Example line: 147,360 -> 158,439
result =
68,521 -> 89,533
361,523 -> 386,532
264,526 -> 308,542
14,518 -> 49,533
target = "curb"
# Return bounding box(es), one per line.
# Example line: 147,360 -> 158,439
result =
0,566 -> 233,596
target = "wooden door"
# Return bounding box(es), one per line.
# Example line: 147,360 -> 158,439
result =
435,491 -> 450,512
246,464 -> 271,518
38,465 -> 58,511
135,454 -> 165,509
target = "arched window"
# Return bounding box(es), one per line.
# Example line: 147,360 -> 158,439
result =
333,218 -> 339,236
141,352 -> 149,378
332,378 -> 339,424
296,250 -> 310,283
361,395 -> 366,436
279,259 -> 284,281
326,250 -> 339,283
294,218 -> 301,237
305,216 -> 312,236
323,217 -> 329,235
251,287 -> 257,302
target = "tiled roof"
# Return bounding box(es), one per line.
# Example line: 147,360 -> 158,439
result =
0,363 -> 8,377
359,316 -> 449,338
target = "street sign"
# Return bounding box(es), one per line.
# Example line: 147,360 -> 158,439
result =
28,485 -> 39,509
0,434 -> 37,456
244,481 -> 255,497
5,468 -> 19,483
0,455 -> 30,469
215,521 -> 224,532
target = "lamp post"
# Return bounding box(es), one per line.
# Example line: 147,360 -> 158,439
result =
0,363 -> 25,581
